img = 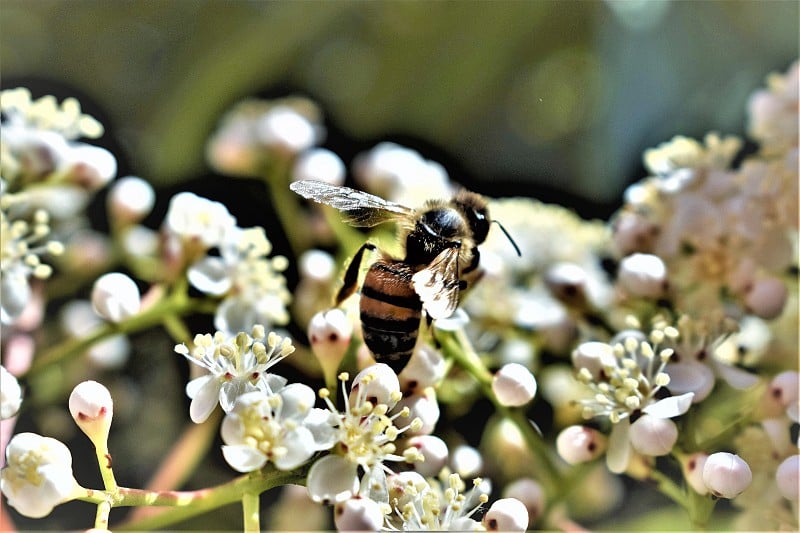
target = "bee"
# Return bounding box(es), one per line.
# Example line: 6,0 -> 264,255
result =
291,180 -> 520,372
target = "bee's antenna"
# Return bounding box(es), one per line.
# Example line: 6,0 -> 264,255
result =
493,220 -> 522,257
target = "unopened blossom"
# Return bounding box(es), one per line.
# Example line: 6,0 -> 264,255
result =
556,426 -> 607,465
682,452 -> 710,495
744,276 -> 789,320
187,225 -> 291,334
306,365 -> 424,504
107,176 -> 155,224
60,299 -> 130,369
483,497 -> 529,532
394,387 -> 440,437
175,326 -> 295,423
308,308 -> 353,386
451,444 -> 484,479
91,272 -> 141,323
0,208 -> 64,324
334,496 -> 386,532
1,365 -> 23,419
765,371 -> 799,421
703,452 -> 752,499
573,317 -> 694,473
68,380 -> 113,446
255,104 -> 322,154
220,386 -> 335,472
398,343 -> 446,393
617,253 -> 668,298
492,363 -> 537,407
0,432 -> 78,518
503,478 -> 543,525
407,435 -> 449,477
293,148 -> 346,186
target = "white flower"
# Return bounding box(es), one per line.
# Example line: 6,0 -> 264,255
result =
306,365 -> 424,504
0,432 -> 78,518
91,272 -> 141,323
175,326 -> 295,423
187,226 -> 291,334
492,363 -> 537,407
1,365 -> 23,419
164,191 -> 237,249
220,386 -> 335,472
572,318 -> 694,473
255,105 -> 321,153
292,148 -> 346,186
0,208 -> 64,324
703,452 -> 752,499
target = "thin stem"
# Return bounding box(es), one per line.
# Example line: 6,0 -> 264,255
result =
242,491 -> 260,533
94,500 -> 112,531
95,443 -> 118,493
648,467 -> 689,509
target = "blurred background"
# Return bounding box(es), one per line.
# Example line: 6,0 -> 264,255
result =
2,0 -> 797,216
1,1 -> 798,530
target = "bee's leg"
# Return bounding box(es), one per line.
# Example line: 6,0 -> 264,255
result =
335,243 -> 377,305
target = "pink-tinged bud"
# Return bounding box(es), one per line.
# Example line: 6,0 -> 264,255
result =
744,276 -> 788,319
399,344 -> 446,393
702,452 -> 752,498
681,452 -> 710,495
618,253 -> 668,298
556,425 -> 607,465
308,309 -> 353,387
492,363 -> 537,407
334,496 -> 384,531
68,381 -> 113,445
544,262 -> 588,306
483,498 -> 529,532
766,371 -> 799,421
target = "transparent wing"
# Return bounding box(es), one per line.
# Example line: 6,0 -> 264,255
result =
290,180 -> 415,227
411,247 -> 461,320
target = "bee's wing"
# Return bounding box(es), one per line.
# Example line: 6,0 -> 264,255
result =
411,247 -> 460,320
290,180 -> 415,227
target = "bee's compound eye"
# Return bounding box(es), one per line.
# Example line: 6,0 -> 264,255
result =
470,208 -> 490,243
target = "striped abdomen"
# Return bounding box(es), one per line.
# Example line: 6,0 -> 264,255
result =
360,259 -> 422,373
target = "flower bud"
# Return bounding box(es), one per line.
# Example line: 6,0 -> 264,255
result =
0,432 -> 77,518
767,370 -> 799,421
308,309 -> 353,387
629,415 -> 678,456
492,363 -> 537,407
556,425 -> 607,465
572,341 -> 615,381
544,262 -> 588,306
1,365 -> 22,419
64,144 -> 117,191
394,388 -> 440,437
334,497 -> 384,531
69,381 -> 113,446
107,176 -> 155,224
91,272 -> 141,323
298,249 -> 336,282
350,363 -> 401,411
702,452 -> 752,498
618,253 -> 668,298
407,435 -> 449,477
775,454 -> 799,501
255,105 -> 319,153
399,344 -> 446,393
450,444 -> 483,478
503,478 -> 543,525
292,148 -> 345,186
483,498 -> 529,532
681,452 -> 709,495
744,276 -> 788,319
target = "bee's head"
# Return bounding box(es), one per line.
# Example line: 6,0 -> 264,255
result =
452,191 -> 490,244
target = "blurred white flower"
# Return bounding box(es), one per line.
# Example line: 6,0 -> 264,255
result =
175,326 -> 295,423
1,365 -> 23,419
492,363 -> 537,407
292,148 -> 346,186
0,432 -> 78,518
255,105 -> 322,153
107,176 -> 155,224
747,61 -> 799,154
164,191 -> 237,249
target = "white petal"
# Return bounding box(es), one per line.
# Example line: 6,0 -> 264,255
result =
306,455 -> 359,504
221,445 -> 268,473
188,378 -> 221,423
220,414 -> 245,446
219,380 -> 253,413
665,362 -> 715,403
185,374 -> 215,399
273,427 -> 315,470
303,408 -> 338,451
187,257 -> 232,296
606,419 -> 631,474
278,383 -> 316,421
711,360 -> 759,390
643,392 -> 694,419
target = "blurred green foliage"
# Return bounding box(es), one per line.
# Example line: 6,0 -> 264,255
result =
1,0 -> 797,205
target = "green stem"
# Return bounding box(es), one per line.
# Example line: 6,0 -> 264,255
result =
242,490 -> 261,533
115,466 -> 307,531
648,467 -> 689,509
94,500 -> 112,531
95,443 -> 118,493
